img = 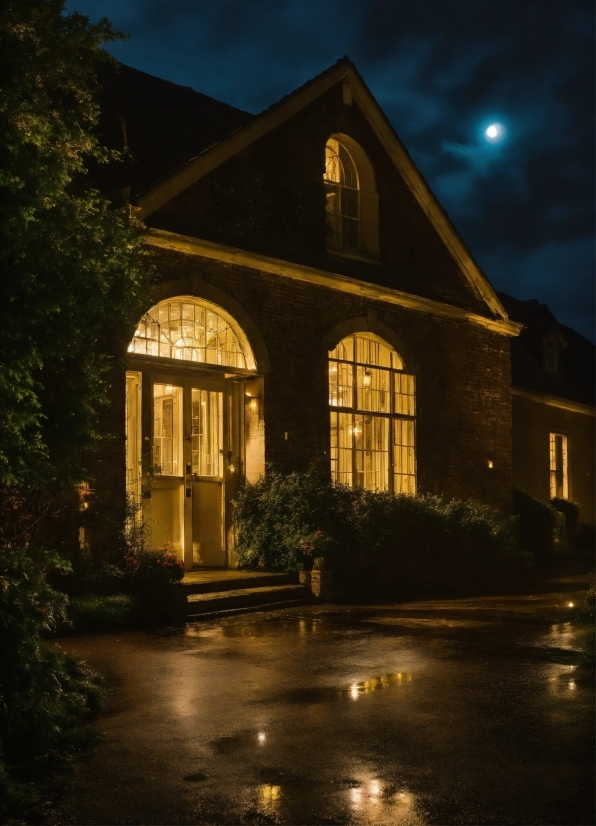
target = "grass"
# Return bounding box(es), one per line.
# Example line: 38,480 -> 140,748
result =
66,593 -> 138,633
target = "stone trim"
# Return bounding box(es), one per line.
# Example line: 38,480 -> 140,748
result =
145,229 -> 522,338
512,386 -> 595,417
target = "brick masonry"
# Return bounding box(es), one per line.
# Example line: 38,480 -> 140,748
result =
131,246 -> 514,514
99,74 -> 516,524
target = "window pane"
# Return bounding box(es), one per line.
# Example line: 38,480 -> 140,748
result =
394,373 -> 416,416
394,419 -> 416,494
125,371 -> 142,507
153,384 -> 183,476
329,359 -> 353,408
356,365 -> 390,413
342,216 -> 360,249
355,336 -> 392,368
550,432 -> 568,499
324,139 -> 341,183
341,187 -> 359,219
330,411 -> 353,486
339,144 -> 357,188
354,414 -> 389,491
130,300 -> 248,368
192,389 -> 223,477
330,337 -> 353,362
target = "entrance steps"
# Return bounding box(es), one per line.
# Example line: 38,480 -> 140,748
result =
181,570 -> 311,619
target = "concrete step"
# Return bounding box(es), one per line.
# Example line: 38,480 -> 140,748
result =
182,572 -> 293,596
187,584 -> 310,616
187,598 -> 309,623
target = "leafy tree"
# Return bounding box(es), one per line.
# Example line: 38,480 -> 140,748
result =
0,0 -> 152,500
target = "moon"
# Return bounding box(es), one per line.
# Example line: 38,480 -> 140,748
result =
484,122 -> 505,143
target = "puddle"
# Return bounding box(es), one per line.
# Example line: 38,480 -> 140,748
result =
276,671 -> 413,705
210,730 -> 273,755
364,616 -> 490,629
184,772 -> 209,782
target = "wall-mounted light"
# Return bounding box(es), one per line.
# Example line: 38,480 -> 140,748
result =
487,460 -> 494,469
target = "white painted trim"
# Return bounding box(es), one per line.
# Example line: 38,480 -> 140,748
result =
145,229 -> 522,337
512,386 -> 595,417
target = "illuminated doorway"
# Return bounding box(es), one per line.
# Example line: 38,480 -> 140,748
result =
126,297 -> 260,567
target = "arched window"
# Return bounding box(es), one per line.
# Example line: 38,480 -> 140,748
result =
329,333 -> 416,493
128,297 -> 255,370
324,138 -> 360,251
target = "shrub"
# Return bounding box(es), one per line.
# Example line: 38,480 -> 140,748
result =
123,550 -> 186,626
512,488 -> 557,559
551,498 -> 580,548
235,468 -> 529,597
0,547 -> 103,820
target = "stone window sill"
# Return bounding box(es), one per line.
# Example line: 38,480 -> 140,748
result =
327,248 -> 381,265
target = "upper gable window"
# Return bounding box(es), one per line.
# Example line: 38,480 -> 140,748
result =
324,138 -> 360,251
323,134 -> 379,260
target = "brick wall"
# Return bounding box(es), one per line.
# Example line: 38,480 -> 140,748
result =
134,247 -> 514,513
147,82 -> 487,315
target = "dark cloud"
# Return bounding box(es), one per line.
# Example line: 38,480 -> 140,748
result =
68,0 -> 595,339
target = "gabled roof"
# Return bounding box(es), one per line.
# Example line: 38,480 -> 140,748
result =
97,63 -> 253,201
102,58 -> 509,322
498,292 -> 595,407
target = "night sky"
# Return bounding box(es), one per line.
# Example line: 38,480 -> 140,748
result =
67,0 -> 595,341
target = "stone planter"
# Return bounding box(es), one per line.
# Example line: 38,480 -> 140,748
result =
311,569 -> 334,600
298,570 -> 311,588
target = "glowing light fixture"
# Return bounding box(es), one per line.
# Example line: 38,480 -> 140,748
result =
257,732 -> 266,743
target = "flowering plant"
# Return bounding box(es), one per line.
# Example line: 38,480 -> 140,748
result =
123,549 -> 185,590
300,529 -> 335,558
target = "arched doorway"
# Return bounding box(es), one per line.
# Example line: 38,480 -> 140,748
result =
125,296 -> 261,567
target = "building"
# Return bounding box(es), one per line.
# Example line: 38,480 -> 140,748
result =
97,58 -> 527,568
498,293 -> 595,527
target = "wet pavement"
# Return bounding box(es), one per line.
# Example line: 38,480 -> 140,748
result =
52,574 -> 594,825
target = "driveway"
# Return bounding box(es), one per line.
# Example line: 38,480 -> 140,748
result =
51,574 -> 594,825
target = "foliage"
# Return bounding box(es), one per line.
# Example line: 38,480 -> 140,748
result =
512,488 -> 557,559
551,497 -> 581,549
0,0 -> 153,491
123,549 -> 186,626
0,546 -> 103,820
67,593 -> 137,633
235,468 -> 529,596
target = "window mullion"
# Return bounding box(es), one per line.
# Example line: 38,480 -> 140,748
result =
352,355 -> 357,485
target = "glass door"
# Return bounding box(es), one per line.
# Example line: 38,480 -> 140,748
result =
190,388 -> 225,566
150,383 -> 184,553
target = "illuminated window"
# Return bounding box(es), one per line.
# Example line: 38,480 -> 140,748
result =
329,334 -> 416,493
191,389 -> 223,477
129,297 -> 251,369
549,433 -> 568,499
153,384 -> 183,476
125,371 -> 142,505
324,138 -> 359,251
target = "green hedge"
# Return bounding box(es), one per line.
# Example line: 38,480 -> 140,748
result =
235,468 -> 531,597
512,488 -> 557,559
0,547 -> 103,820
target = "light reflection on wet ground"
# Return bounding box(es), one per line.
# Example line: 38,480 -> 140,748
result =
53,576 -> 594,825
